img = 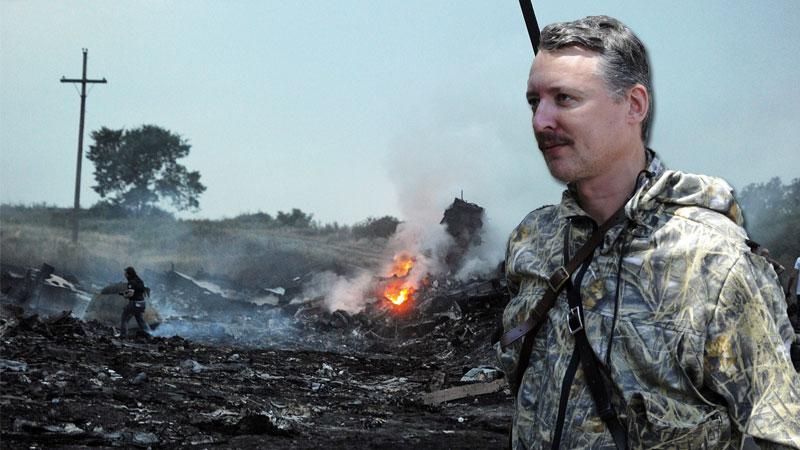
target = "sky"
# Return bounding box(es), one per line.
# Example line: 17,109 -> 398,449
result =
1,1 -> 799,235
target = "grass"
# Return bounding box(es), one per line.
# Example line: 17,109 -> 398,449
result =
0,205 -> 386,286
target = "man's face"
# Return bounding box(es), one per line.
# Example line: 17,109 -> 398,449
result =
527,47 -> 633,183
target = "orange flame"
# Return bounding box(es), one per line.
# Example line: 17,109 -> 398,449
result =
384,282 -> 415,306
387,252 -> 415,278
383,252 -> 417,306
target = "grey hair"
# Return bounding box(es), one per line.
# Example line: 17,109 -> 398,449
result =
540,15 -> 654,143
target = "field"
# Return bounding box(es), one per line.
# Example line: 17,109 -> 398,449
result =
0,205 -> 386,287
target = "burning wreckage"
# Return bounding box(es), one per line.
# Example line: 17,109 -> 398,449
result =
0,198 -> 515,448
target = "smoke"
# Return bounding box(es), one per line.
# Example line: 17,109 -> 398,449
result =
381,105 -> 547,284
454,219 -> 506,281
320,270 -> 374,314
150,308 -> 309,350
378,51 -> 627,281
316,220 -> 455,314
284,155 -> 463,314
385,100 -> 557,231
389,123 -> 506,283
384,221 -> 453,282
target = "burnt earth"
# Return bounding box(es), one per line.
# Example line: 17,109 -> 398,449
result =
0,302 -> 512,449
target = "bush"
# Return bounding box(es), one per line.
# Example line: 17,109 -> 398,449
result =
276,208 -> 313,229
351,216 -> 400,239
87,202 -> 130,220
227,212 -> 275,227
87,201 -> 174,220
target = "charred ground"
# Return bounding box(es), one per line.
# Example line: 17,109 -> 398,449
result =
0,289 -> 512,449
1,201 -> 513,449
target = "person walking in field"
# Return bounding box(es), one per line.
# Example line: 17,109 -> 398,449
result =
120,266 -> 151,337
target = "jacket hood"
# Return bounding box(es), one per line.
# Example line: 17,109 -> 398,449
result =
627,169 -> 744,227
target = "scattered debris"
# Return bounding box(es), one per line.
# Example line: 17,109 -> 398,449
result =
0,358 -> 27,372
1,263 -> 92,318
0,198 -> 516,447
0,309 -> 511,447
460,366 -> 503,383
0,262 -> 513,447
130,372 -> 148,385
420,379 -> 508,406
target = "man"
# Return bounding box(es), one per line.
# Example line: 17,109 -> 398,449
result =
120,266 -> 151,337
496,15 -> 800,449
792,256 -> 800,308
789,256 -> 800,334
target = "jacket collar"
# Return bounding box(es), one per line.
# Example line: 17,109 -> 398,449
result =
556,149 -> 664,223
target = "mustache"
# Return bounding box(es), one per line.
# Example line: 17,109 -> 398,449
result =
535,130 -> 573,151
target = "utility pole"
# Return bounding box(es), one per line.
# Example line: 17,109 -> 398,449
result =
61,48 -> 106,244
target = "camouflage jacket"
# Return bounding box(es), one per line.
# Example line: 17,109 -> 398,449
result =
497,153 -> 800,449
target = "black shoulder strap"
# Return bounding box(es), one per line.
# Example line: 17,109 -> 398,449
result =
566,264 -> 628,449
502,207 -> 628,450
501,207 -> 625,349
502,207 -> 626,392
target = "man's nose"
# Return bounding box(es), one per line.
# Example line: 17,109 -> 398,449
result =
532,101 -> 557,132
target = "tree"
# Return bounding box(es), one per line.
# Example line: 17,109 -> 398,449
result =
87,125 -> 206,214
351,216 -> 400,239
738,177 -> 800,270
275,208 -> 313,228
229,211 -> 275,227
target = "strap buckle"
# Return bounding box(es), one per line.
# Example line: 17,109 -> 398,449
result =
568,306 -> 583,335
547,266 -> 570,292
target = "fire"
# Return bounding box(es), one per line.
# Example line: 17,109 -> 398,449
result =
384,282 -> 415,306
382,252 -> 417,307
387,252 -> 415,278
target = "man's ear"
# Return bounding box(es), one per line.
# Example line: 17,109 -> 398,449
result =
627,84 -> 649,126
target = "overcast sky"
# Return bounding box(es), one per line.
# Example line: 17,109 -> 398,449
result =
1,1 -> 798,234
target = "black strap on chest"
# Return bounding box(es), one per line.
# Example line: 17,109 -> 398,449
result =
563,233 -> 628,450
501,208 -> 625,388
500,207 -> 628,448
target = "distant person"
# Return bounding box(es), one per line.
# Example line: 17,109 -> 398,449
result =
789,256 -> 800,328
793,256 -> 800,306
120,266 -> 151,337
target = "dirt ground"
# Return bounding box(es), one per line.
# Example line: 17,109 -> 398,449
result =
0,299 -> 513,449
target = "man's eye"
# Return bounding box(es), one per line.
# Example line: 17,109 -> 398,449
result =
556,94 -> 575,104
529,99 -> 540,111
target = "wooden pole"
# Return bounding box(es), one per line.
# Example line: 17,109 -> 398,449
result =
61,48 -> 107,244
